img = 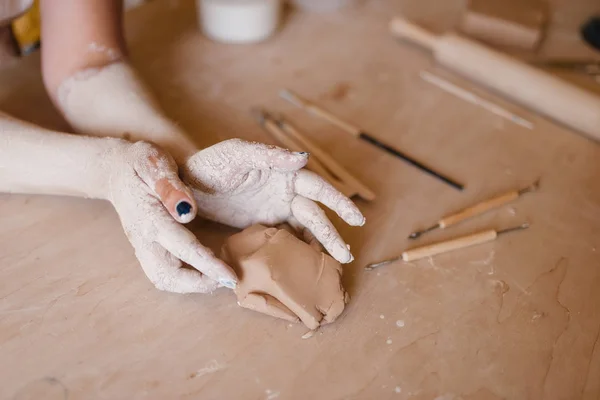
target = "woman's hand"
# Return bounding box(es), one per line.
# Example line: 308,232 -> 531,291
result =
183,139 -> 365,264
106,141 -> 237,293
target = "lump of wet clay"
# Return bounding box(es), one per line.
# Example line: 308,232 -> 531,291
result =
221,224 -> 349,330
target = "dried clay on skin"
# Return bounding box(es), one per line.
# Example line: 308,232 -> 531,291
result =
57,62 -> 184,146
53,62 -> 238,292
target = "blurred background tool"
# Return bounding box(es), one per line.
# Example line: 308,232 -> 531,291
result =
531,59 -> 600,83
420,71 -> 534,129
409,180 -> 539,239
390,17 -> 600,142
367,223 -> 530,269
458,0 -> 547,51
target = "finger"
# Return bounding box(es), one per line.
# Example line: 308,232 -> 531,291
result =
294,170 -> 365,226
221,139 -> 309,171
238,292 -> 299,323
291,196 -> 354,264
135,243 -> 219,294
155,218 -> 238,288
287,216 -> 324,252
130,141 -> 197,224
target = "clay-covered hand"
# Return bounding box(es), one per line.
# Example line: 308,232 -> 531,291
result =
183,139 -> 365,264
106,141 -> 237,293
222,225 -> 349,330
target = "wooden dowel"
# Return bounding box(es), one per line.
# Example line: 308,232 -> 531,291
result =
439,190 -> 519,228
280,89 -> 362,136
402,229 -> 497,261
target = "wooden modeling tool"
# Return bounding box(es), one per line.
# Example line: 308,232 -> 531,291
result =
389,18 -> 600,142
420,71 -> 534,130
366,223 -> 530,269
458,0 -> 547,51
409,180 -> 539,240
252,109 -> 366,199
279,89 -> 464,191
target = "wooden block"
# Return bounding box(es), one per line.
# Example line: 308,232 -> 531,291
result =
458,0 -> 547,51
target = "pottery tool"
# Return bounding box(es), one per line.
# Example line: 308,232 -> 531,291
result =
280,89 -> 464,191
420,71 -> 534,129
252,109 -> 360,199
273,114 -> 376,201
390,18 -> 600,141
366,223 -> 530,269
530,59 -> 600,82
409,180 -> 538,240
458,0 -> 547,51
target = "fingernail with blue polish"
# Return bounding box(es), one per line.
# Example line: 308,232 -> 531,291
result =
219,279 -> 237,289
176,201 -> 192,216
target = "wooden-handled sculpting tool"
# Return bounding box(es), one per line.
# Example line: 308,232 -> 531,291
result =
366,223 -> 530,269
279,88 -> 464,191
389,17 -> 600,141
409,180 -> 539,239
420,71 -> 534,130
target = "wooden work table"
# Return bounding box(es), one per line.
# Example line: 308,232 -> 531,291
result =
1,1 -> 600,399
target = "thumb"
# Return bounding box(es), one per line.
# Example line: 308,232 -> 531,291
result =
129,141 -> 197,224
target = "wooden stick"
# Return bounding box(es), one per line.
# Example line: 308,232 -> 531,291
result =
366,224 -> 529,269
402,229 -> 498,261
439,191 -> 519,228
275,116 -> 376,201
280,89 -> 362,136
402,223 -> 529,262
420,71 -> 534,130
409,181 -> 538,239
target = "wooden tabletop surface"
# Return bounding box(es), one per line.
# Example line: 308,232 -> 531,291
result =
1,1 -> 600,399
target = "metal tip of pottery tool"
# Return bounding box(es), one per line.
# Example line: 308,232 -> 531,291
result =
408,223 -> 440,240
518,180 -> 540,195
497,222 -> 530,236
364,257 -> 401,271
279,89 -> 305,108
250,108 -> 269,125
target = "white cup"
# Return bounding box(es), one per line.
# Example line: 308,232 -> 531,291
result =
198,0 -> 281,44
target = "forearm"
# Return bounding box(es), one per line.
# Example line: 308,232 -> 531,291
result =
0,112 -> 121,199
40,0 -> 198,162
55,62 -> 197,162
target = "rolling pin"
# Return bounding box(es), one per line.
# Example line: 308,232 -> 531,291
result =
409,180 -> 539,239
390,18 -> 600,141
365,223 -> 529,269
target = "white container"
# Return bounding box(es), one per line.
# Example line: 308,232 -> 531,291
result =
198,0 -> 281,44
